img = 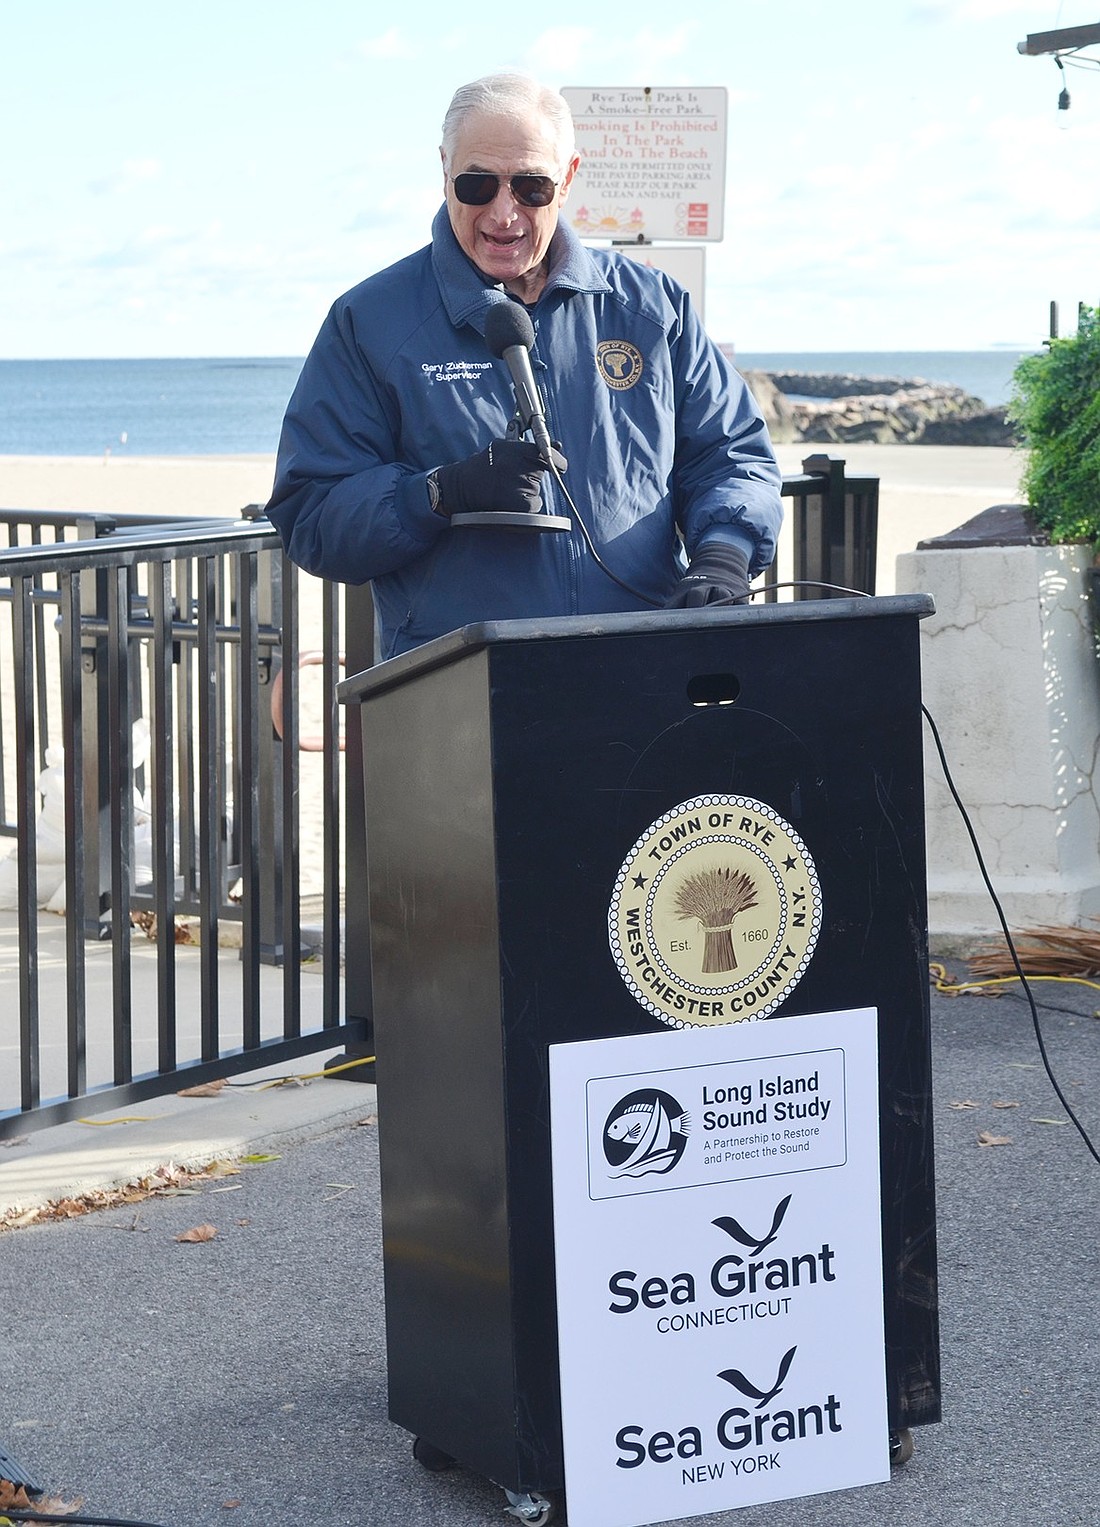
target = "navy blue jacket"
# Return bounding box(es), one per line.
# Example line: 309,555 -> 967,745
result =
266,208 -> 782,657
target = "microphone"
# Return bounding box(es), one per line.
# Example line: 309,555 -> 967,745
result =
484,302 -> 556,463
447,301 -> 570,532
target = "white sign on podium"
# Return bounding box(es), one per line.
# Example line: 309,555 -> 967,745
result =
549,1008 -> 888,1527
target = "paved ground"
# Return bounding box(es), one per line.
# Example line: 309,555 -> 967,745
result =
1,963 -> 1098,1527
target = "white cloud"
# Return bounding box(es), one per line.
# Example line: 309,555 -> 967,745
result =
524,27 -> 595,74
88,158 -> 164,197
911,0 -> 1040,20
358,27 -> 414,61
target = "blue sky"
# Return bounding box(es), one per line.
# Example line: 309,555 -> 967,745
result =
2,0 -> 1096,358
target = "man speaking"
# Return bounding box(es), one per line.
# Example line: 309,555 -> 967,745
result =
265,71 -> 782,658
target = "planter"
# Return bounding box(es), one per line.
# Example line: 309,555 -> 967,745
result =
896,508 -> 1100,951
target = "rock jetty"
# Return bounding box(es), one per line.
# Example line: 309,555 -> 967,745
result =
735,367 -> 1015,447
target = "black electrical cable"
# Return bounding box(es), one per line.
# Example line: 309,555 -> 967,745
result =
543,467 -> 1098,1163
547,463 -> 866,609
545,459 -> 663,606
753,579 -> 869,598
1058,48 -> 1100,69
922,701 -> 1100,1166
2,1510 -> 166,1526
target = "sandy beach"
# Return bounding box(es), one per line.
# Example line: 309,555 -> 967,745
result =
0,452 -> 278,522
0,442 -> 1026,596
0,445 -> 1026,901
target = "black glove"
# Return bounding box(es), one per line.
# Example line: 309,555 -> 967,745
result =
665,542 -> 751,607
434,439 -> 548,517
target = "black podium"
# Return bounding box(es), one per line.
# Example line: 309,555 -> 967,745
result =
337,596 -> 940,1505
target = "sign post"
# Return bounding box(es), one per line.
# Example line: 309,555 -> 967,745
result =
550,1009 -> 888,1527
562,86 -> 727,316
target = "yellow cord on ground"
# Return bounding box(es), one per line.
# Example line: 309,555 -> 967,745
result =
253,1054 -> 377,1088
77,1115 -> 155,1126
930,961 -> 1100,995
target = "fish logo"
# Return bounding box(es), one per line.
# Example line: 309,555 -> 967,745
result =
603,1088 -> 691,1178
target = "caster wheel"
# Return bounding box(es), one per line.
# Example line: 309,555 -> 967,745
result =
504,1487 -> 561,1524
890,1427 -> 915,1466
412,1435 -> 455,1472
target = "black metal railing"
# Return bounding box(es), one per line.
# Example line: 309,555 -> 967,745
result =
765,452 -> 879,600
0,514 -> 354,1137
0,455 -> 875,1136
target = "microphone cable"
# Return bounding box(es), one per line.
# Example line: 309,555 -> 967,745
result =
542,455 -> 664,607
535,513 -> 1100,1165
921,701 -> 1100,1166
543,452 -> 1099,1161
545,455 -> 873,612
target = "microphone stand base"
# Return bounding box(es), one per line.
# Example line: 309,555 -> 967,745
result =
449,512 -> 571,532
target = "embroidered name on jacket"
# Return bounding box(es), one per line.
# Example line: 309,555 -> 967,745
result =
420,361 -> 493,384
596,340 -> 644,390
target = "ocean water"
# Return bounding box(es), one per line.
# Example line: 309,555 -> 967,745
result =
0,357 -> 304,457
0,350 -> 1038,457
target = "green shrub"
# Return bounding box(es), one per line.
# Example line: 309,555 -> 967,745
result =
1008,305 -> 1100,550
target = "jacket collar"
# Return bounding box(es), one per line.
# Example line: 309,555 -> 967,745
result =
430,204 -> 612,334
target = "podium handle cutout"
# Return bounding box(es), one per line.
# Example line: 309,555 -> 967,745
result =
687,673 -> 741,708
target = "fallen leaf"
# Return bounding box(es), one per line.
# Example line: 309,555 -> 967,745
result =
1,1162 -> 221,1234
991,1100 -> 1020,1109
222,1500 -> 243,1510
948,1099 -> 981,1110
239,1153 -> 281,1164
175,1223 -> 218,1243
177,1079 -> 228,1097
0,1481 -> 35,1510
203,1160 -> 240,1178
977,1131 -> 1012,1147
0,1478 -> 82,1516
357,1114 -> 378,1127
0,1136 -> 29,1149
1030,1116 -> 1068,1126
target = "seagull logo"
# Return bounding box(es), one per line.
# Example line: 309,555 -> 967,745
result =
711,1193 -> 792,1256
718,1346 -> 798,1410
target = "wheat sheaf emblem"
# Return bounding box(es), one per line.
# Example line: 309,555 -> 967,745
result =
674,864 -> 760,973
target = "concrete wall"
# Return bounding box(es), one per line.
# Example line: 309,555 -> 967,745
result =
896,541 -> 1100,950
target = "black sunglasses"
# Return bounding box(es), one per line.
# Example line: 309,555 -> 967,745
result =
450,172 -> 558,208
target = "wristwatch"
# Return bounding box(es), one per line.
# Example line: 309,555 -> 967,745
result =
426,468 -> 444,516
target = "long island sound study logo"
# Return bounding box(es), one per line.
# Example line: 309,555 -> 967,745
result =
609,795 -> 822,1027
603,1089 -> 692,1179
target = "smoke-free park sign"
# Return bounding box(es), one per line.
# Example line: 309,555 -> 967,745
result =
562,86 -> 728,243
549,1008 -> 888,1527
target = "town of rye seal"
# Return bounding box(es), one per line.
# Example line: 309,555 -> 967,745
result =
608,794 -> 822,1027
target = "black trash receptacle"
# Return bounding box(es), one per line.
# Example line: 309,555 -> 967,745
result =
337,595 -> 940,1505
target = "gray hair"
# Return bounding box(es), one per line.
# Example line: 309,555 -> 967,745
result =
440,73 -> 576,173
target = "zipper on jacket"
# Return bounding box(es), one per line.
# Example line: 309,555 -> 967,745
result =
530,343 -> 582,614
